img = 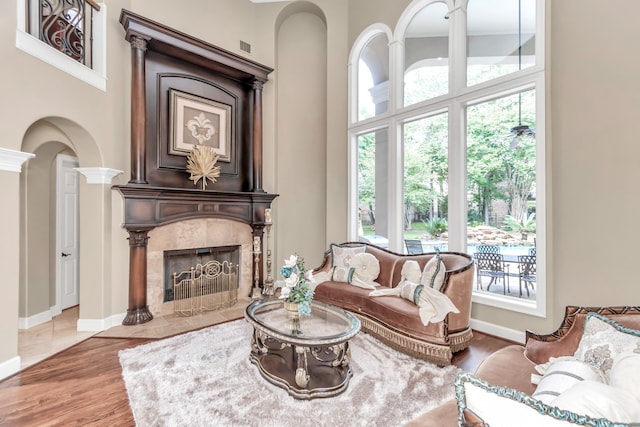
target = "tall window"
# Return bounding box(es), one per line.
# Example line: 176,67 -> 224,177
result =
349,0 -> 545,315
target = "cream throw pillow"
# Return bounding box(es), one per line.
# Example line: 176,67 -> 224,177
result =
551,381 -> 640,423
348,252 -> 380,289
573,312 -> 640,376
420,253 -> 446,292
609,352 -> 640,402
531,356 -> 606,405
330,244 -> 366,268
331,253 -> 379,290
310,269 -> 332,288
330,243 -> 367,284
369,260 -> 458,325
457,373 -> 593,427
399,260 -> 422,284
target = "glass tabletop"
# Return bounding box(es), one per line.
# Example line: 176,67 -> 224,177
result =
245,298 -> 361,344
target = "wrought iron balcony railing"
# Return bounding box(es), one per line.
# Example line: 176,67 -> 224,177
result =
26,0 -> 101,68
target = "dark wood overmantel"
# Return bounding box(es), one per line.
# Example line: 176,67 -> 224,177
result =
120,10 -> 272,85
117,10 -> 277,325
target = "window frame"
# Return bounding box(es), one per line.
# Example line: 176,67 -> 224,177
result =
348,0 -> 546,317
15,0 -> 107,91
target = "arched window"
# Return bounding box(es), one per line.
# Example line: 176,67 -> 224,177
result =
403,1 -> 449,106
349,0 -> 545,316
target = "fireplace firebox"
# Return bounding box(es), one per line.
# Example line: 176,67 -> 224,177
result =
163,245 -> 240,302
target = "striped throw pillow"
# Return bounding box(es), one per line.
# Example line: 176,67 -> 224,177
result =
531,356 -> 606,405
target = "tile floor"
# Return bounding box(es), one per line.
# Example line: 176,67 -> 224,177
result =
18,300 -> 250,370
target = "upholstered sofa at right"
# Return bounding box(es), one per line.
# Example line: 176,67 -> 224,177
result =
408,305 -> 640,426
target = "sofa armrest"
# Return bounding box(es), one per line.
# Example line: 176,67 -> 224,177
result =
442,259 -> 474,333
524,305 -> 640,365
462,408 -> 488,427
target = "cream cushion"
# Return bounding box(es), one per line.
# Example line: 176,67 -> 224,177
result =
551,381 -> 640,423
330,244 -> 366,269
400,260 -> 422,284
573,312 -> 640,376
369,259 -> 458,325
609,352 -> 640,402
346,252 -> 380,289
456,373 -> 590,427
531,356 -> 606,405
330,243 -> 368,285
420,253 -> 446,292
309,269 -> 332,288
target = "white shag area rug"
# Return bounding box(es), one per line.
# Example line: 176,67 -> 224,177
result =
119,319 -> 460,427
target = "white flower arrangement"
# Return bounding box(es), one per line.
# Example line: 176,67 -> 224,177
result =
278,254 -> 315,315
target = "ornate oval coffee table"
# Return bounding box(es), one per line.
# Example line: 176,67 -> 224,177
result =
245,298 -> 361,399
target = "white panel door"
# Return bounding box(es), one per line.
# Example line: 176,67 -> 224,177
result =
58,155 -> 79,310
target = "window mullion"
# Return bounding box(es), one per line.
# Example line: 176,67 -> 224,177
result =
447,0 -> 469,252
383,36 -> 404,252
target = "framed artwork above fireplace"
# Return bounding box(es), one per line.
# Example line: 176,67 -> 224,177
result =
168,89 -> 232,163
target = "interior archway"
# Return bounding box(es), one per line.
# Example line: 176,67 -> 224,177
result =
18,117 -> 106,368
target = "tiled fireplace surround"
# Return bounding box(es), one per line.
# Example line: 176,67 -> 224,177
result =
146,218 -> 254,317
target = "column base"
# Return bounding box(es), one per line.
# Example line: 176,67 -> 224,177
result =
122,306 -> 154,325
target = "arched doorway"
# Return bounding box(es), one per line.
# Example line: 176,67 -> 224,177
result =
18,117 -> 104,368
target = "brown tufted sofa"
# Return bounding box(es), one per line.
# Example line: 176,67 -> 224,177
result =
312,242 -> 475,366
407,305 -> 640,426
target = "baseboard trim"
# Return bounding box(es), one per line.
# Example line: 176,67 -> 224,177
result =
77,312 -> 127,332
18,310 -> 53,330
470,318 -> 526,344
0,356 -> 21,381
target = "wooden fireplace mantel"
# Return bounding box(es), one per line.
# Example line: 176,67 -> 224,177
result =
117,10 -> 277,325
115,185 -> 278,229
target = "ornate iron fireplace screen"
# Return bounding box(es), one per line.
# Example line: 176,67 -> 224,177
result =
173,260 -> 238,316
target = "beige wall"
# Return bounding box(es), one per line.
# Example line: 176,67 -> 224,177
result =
0,171 -> 21,365
2,0 -> 639,373
472,0 -> 640,333
275,10 -> 328,265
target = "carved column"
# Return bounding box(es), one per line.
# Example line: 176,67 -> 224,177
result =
251,225 -> 265,298
252,79 -> 264,192
123,229 -> 153,325
129,35 -> 148,184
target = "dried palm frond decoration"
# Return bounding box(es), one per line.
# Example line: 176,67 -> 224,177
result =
186,144 -> 221,190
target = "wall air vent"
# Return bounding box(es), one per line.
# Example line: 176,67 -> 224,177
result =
240,40 -> 251,54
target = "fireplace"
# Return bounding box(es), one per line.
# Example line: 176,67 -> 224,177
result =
116,11 -> 277,325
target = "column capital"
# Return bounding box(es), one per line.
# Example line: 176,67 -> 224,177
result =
0,148 -> 35,173
75,167 -> 123,184
130,34 -> 148,51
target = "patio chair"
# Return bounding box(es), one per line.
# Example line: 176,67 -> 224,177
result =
517,255 -> 536,297
404,239 -> 423,254
474,252 -> 510,294
528,247 -> 536,256
476,244 -> 500,254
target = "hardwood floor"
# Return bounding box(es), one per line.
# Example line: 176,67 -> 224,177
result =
0,328 -> 516,426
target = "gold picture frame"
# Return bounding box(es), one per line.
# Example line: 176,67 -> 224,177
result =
169,89 -> 232,162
